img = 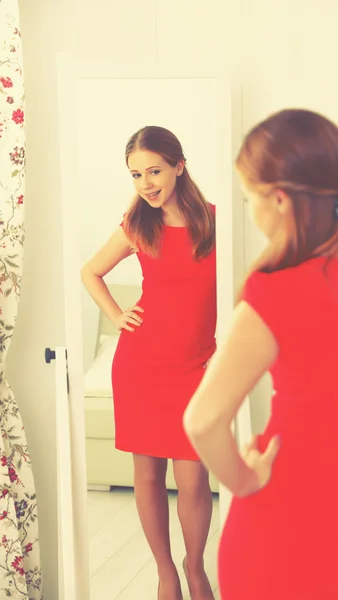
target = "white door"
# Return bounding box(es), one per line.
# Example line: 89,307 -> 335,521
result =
44,347 -> 77,600
56,54 -> 249,598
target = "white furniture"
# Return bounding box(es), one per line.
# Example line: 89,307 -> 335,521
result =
84,284 -> 219,493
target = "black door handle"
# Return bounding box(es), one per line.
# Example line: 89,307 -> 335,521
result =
45,348 -> 56,364
44,348 -> 69,393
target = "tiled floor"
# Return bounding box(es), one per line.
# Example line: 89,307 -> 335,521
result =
88,488 -> 220,599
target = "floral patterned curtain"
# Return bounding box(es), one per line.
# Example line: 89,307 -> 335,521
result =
0,2 -> 43,598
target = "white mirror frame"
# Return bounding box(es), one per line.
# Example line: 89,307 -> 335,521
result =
56,53 -> 250,600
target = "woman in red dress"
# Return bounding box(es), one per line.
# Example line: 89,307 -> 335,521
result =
184,109 -> 338,600
82,126 -> 216,600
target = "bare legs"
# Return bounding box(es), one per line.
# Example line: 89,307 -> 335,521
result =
133,455 -> 214,599
133,454 -> 182,599
173,460 -> 215,599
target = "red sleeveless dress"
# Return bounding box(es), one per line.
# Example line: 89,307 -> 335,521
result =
218,257 -> 338,599
111,206 -> 216,460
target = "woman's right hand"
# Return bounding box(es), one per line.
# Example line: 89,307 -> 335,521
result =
114,306 -> 144,332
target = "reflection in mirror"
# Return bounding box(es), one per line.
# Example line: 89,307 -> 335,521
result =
78,77 -> 221,600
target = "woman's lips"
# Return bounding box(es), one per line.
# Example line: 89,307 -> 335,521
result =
146,190 -> 161,199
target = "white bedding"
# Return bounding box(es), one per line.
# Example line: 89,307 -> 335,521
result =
84,335 -> 119,398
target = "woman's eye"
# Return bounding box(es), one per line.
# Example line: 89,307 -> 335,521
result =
132,171 -> 159,178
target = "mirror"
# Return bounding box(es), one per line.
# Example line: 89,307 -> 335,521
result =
76,71 -> 228,599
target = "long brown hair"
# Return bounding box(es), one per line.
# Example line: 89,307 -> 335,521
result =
123,126 -> 215,260
236,109 -> 338,293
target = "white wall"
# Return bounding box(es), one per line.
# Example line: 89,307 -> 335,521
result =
8,0 -> 338,595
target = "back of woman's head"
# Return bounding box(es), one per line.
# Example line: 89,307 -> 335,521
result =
124,126 -> 215,260
237,109 -> 338,273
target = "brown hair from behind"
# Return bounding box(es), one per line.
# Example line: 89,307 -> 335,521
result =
236,108 -> 338,297
123,126 -> 215,260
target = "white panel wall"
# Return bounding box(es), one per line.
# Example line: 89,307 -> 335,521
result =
75,0 -> 156,61
156,1 -> 220,64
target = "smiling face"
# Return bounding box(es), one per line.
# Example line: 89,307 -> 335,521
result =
128,149 -> 184,210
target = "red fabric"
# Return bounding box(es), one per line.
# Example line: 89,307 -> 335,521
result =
218,257 -> 338,599
112,205 -> 216,460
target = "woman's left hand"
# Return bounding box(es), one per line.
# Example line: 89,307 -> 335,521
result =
237,434 -> 281,497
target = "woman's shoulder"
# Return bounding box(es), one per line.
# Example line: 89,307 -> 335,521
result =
244,257 -> 331,308
243,267 -> 298,313
247,257 -> 327,283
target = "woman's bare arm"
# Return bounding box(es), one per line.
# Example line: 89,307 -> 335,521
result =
184,302 -> 278,495
81,226 -> 137,327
